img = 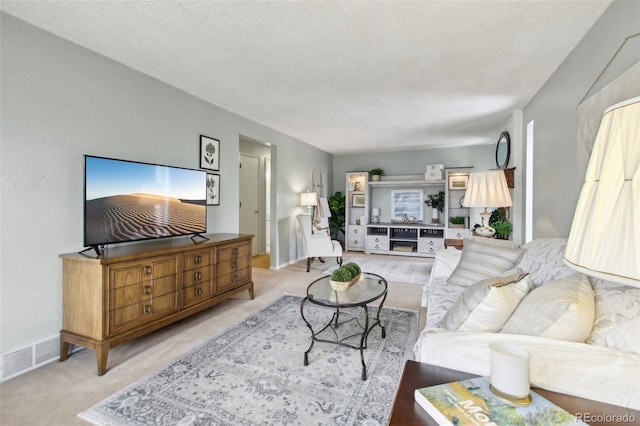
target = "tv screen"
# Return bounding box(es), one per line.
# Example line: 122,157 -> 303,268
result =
84,155 -> 207,249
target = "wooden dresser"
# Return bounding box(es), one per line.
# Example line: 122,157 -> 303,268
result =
59,233 -> 253,375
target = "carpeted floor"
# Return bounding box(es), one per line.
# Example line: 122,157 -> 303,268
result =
286,251 -> 433,285
79,295 -> 418,426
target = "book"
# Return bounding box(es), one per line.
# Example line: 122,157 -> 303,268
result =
414,376 -> 587,426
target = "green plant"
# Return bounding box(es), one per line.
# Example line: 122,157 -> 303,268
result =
449,216 -> 465,225
490,220 -> 512,236
330,266 -> 354,282
370,168 -> 384,176
328,191 -> 346,240
425,191 -> 445,212
342,262 -> 361,277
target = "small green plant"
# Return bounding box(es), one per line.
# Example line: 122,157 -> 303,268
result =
342,262 -> 361,277
330,267 -> 354,282
449,216 -> 465,225
425,191 -> 445,212
370,168 -> 384,176
491,220 -> 512,236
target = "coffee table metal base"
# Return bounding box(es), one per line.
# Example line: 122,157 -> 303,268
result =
300,299 -> 386,380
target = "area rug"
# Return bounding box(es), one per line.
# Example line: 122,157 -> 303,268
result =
323,255 -> 433,285
79,295 -> 418,426
286,253 -> 433,285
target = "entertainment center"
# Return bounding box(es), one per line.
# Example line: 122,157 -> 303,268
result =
59,233 -> 253,375
346,168 -> 473,258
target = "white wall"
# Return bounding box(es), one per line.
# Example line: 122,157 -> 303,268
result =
0,13 -> 332,373
523,1 -> 640,238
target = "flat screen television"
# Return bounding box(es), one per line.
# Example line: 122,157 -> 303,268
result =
84,155 -> 207,254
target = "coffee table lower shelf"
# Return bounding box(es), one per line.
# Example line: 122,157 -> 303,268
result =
388,360 -> 640,426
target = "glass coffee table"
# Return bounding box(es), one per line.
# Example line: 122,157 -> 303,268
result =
300,272 -> 388,380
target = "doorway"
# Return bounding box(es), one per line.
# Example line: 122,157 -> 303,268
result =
240,153 -> 260,255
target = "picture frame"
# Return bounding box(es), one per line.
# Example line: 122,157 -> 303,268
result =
200,135 -> 220,171
352,194 -> 366,207
448,175 -> 468,190
391,189 -> 423,221
206,173 -> 220,206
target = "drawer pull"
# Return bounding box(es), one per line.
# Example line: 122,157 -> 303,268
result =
232,248 -> 238,256
429,241 -> 434,245
195,272 -> 202,281
375,238 -> 379,242
354,228 -> 359,234
353,239 -> 359,245
232,275 -> 237,283
143,285 -> 152,296
231,261 -> 237,270
143,304 -> 152,315
195,255 -> 202,264
195,287 -> 202,296
144,266 -> 152,275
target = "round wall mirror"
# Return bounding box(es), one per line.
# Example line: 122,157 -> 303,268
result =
495,131 -> 511,169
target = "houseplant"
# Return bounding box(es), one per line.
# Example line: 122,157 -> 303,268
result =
449,216 -> 466,228
328,191 -> 345,241
330,262 -> 361,291
370,168 -> 384,181
425,191 -> 445,223
491,220 -> 512,240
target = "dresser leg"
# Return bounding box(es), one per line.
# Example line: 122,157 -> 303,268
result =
96,344 -> 110,376
248,284 -> 255,300
59,339 -> 70,362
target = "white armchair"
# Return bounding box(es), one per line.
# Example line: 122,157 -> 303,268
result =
297,214 -> 343,272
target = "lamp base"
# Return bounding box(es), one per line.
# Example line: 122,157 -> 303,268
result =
475,226 -> 496,238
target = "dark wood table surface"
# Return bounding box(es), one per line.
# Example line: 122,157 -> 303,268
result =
388,360 -> 640,426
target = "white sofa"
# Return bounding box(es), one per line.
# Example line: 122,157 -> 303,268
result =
413,237 -> 640,410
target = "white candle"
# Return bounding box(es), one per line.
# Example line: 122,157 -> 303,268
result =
489,342 -> 530,398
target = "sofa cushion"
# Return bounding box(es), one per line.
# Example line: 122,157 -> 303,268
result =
440,273 -> 532,332
501,274 -> 595,342
447,238 -> 524,286
516,238 -> 574,287
588,278 -> 640,355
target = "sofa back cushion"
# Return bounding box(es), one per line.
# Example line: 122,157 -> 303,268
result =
516,238 -> 574,287
501,274 -> 595,342
441,273 -> 532,332
587,278 -> 640,355
447,237 -> 524,286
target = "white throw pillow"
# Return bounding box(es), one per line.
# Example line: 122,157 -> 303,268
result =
587,278 -> 640,355
501,274 -> 595,342
440,273 -> 532,332
447,238 -> 524,286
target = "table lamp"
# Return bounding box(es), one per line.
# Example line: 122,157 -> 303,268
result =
463,170 -> 512,237
300,191 -> 317,214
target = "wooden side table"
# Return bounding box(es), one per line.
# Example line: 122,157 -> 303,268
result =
388,361 -> 640,426
444,239 -> 463,250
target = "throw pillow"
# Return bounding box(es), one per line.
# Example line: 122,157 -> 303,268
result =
515,238 -> 574,287
501,274 -> 595,342
440,273 -> 532,332
587,278 -> 640,355
447,238 -> 524,286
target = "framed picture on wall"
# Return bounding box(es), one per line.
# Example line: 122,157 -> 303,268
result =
200,135 -> 220,171
206,173 -> 220,206
391,189 -> 423,221
448,175 -> 468,190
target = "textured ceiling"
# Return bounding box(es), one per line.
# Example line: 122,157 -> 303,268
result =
1,1 -> 611,154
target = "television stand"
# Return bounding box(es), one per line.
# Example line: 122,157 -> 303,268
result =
191,233 -> 210,242
79,245 -> 101,257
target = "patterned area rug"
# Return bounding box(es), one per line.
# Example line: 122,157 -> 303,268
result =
79,295 -> 418,426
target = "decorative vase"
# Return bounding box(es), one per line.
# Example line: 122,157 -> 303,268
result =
431,208 -> 439,223
371,175 -> 381,182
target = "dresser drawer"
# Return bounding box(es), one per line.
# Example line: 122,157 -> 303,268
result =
365,235 -> 389,251
217,242 -> 251,262
418,238 -> 445,254
216,267 -> 251,294
446,228 -> 471,239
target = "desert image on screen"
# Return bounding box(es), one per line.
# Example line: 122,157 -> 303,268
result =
85,193 -> 206,244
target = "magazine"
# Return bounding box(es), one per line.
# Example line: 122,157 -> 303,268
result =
414,376 -> 587,426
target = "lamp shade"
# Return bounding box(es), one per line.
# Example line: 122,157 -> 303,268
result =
300,192 -> 317,207
564,97 -> 640,287
463,170 -> 512,208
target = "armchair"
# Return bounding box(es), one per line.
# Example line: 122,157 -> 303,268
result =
297,214 -> 343,272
